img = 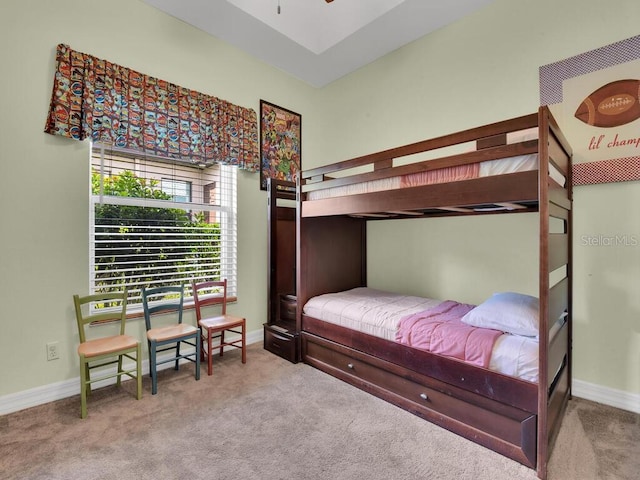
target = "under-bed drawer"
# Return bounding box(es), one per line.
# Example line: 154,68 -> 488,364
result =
302,333 -> 536,468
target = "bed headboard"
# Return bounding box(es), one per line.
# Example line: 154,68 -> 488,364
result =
297,215 -> 366,312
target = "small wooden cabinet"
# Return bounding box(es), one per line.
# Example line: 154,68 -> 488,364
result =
264,179 -> 299,363
264,323 -> 298,362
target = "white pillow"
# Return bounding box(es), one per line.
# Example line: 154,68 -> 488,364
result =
461,292 -> 539,337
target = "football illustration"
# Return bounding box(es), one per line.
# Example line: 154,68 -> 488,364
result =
574,79 -> 640,128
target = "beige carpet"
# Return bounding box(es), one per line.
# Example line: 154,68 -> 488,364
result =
0,344 -> 638,480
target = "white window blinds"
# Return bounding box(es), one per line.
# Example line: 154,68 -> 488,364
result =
89,144 -> 238,310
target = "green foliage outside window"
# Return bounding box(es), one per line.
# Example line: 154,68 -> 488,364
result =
92,170 -> 220,302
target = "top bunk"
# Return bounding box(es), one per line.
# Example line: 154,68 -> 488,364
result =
299,106 -> 572,219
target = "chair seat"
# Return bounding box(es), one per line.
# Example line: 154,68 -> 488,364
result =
147,323 -> 198,342
198,314 -> 245,330
78,334 -> 138,358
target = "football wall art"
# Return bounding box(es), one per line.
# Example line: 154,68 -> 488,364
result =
539,35 -> 640,186
259,100 -> 302,190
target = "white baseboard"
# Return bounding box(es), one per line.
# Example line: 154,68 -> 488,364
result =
0,329 -> 263,416
572,379 -> 640,414
4,339 -> 638,417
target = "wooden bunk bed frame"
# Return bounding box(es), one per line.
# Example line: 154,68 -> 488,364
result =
296,106 -> 572,479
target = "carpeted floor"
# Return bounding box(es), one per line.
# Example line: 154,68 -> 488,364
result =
0,344 -> 638,480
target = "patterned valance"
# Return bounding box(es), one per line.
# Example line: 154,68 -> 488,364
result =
44,44 -> 259,171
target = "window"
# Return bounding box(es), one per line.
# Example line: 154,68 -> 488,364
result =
90,144 -> 237,311
161,178 -> 191,203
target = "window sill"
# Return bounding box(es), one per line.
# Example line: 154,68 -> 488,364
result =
90,296 -> 238,325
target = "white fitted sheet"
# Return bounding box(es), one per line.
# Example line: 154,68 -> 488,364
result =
307,154 -> 539,201
304,287 -> 539,383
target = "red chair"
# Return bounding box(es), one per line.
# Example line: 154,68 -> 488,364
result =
192,279 -> 246,375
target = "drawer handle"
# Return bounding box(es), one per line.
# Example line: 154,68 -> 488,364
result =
419,393 -> 429,401
347,363 -> 354,369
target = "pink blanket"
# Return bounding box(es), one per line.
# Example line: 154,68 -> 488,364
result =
400,163 -> 480,188
395,300 -> 503,368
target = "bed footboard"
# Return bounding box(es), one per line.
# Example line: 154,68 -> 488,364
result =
302,331 -> 538,468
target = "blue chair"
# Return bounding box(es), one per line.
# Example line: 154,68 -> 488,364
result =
141,285 -> 200,394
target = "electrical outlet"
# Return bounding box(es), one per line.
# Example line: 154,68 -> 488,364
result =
46,342 -> 60,361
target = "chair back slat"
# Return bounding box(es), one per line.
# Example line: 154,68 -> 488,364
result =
192,279 -> 227,319
73,289 -> 129,341
141,285 -> 185,331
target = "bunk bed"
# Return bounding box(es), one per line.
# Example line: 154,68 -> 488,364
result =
296,106 -> 572,479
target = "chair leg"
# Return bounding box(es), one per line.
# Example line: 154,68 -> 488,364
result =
116,355 -> 123,387
199,328 -> 206,362
175,342 -> 181,370
80,359 -> 88,419
136,342 -> 142,400
241,320 -> 247,364
147,341 -> 153,378
150,341 -> 158,395
207,329 -> 213,376
84,360 -> 92,397
195,333 -> 201,381
219,330 -> 225,357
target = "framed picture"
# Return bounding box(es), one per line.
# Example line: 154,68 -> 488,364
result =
259,100 -> 302,190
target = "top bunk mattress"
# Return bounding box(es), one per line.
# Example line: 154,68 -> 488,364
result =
306,153 -> 539,201
303,287 -> 539,383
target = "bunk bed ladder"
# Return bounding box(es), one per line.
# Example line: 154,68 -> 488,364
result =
536,106 -> 573,479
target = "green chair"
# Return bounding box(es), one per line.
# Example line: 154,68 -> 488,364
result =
73,289 -> 142,419
141,285 -> 200,394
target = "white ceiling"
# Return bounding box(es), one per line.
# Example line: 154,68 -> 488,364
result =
141,0 -> 495,88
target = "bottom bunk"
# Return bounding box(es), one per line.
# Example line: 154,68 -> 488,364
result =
300,288 -> 570,477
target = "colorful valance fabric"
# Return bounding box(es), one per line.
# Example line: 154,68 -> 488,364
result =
45,44 -> 259,171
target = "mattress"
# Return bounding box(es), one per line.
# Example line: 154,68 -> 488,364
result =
303,287 -> 539,382
306,154 -> 539,201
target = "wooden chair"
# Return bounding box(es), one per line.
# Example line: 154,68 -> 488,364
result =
192,279 -> 246,375
73,289 -> 142,419
141,285 -> 201,395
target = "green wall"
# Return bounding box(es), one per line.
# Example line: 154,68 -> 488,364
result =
315,0 -> 640,397
0,0 -> 638,404
0,0 -> 319,397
